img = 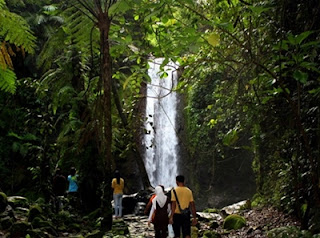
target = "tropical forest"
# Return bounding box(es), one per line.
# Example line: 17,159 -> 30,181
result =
0,0 -> 320,237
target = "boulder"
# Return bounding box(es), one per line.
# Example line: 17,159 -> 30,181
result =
197,212 -> 223,222
134,202 -> 147,215
202,208 -> 220,213
221,200 -> 249,217
117,190 -> 155,215
0,192 -> 8,213
223,214 -> 246,230
122,193 -> 138,215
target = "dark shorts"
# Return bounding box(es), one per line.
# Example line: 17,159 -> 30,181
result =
172,213 -> 191,237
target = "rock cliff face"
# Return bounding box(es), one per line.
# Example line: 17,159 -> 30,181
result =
176,92 -> 256,210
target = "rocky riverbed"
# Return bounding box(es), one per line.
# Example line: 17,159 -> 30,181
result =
120,205 -> 303,238
1,192 -> 316,238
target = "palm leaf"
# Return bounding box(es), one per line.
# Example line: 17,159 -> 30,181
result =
0,8 -> 36,53
0,67 -> 17,93
0,1 -> 36,94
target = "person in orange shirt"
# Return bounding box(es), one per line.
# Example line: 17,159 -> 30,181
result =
111,170 -> 124,218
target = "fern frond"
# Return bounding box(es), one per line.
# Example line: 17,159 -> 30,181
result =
4,0 -> 25,8
63,7 -> 99,53
43,5 -> 58,12
0,67 -> 16,93
0,8 -> 36,53
37,28 -> 66,70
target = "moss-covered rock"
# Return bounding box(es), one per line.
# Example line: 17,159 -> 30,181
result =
202,230 -> 221,238
28,205 -> 43,222
222,214 -> 246,230
0,192 -> 8,213
7,196 -> 29,208
202,208 -> 220,214
267,226 -> 312,238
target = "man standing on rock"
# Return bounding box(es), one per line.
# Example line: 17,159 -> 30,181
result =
169,175 -> 197,238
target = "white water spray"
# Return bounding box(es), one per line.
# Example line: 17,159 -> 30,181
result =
143,58 -> 179,188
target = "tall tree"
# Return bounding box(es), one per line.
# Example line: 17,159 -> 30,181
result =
63,0 -> 116,229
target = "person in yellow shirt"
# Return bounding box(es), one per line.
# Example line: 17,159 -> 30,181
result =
169,175 -> 197,238
111,170 -> 124,218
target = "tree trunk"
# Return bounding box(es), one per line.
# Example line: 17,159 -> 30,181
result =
98,12 -> 113,232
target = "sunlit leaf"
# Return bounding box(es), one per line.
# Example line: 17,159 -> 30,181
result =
223,129 -> 239,146
248,6 -> 271,15
108,0 -> 131,16
207,33 -> 220,47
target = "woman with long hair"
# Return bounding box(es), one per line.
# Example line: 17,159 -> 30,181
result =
111,170 -> 124,218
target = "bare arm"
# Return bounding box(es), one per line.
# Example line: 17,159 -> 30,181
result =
144,199 -> 152,215
169,201 -> 176,224
190,201 -> 198,225
148,204 -> 155,222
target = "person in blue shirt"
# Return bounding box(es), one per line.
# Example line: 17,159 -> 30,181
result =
68,167 -> 78,193
67,167 -> 79,209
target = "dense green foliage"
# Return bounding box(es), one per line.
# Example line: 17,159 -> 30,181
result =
0,0 -> 319,233
179,0 -> 320,231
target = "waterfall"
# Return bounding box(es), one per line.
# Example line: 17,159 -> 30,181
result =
143,58 -> 179,188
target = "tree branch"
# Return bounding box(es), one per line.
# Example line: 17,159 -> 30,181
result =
72,1 -> 97,22
76,0 -> 98,19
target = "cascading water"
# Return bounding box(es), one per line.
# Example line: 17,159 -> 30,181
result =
143,58 -> 179,188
